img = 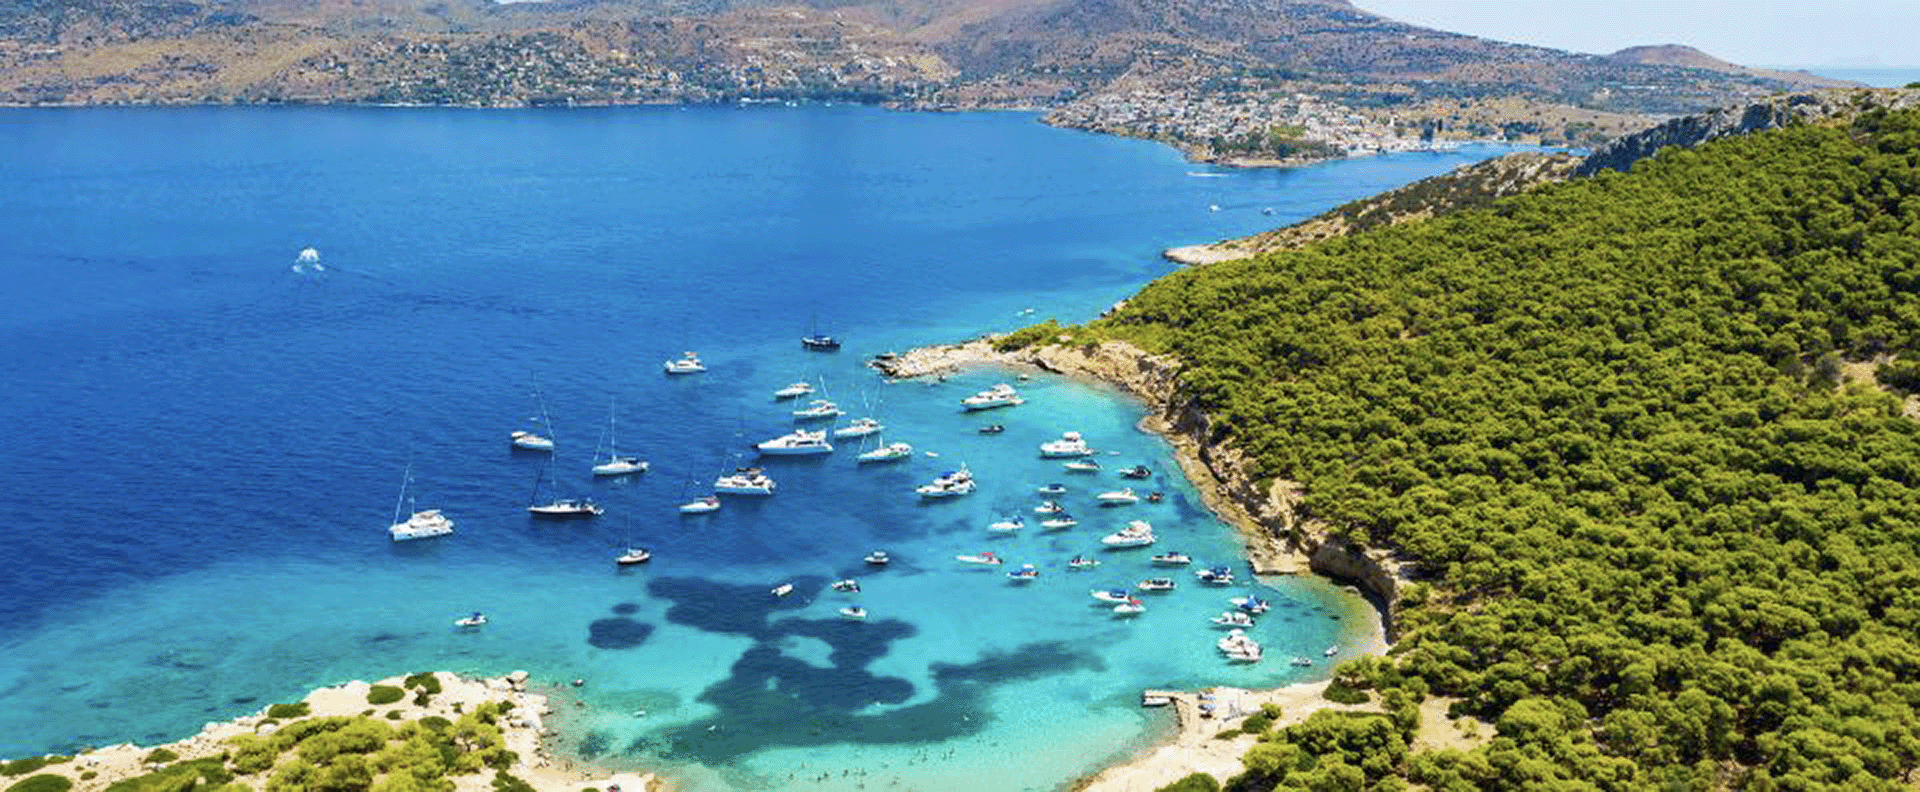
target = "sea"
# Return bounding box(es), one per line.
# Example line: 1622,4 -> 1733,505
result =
0,105 -> 1527,791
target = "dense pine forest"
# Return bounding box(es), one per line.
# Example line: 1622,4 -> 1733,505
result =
1088,108 -> 1920,789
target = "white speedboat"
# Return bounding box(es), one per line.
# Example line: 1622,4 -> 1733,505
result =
1120,465 -> 1152,479
1136,577 -> 1176,592
832,579 -> 861,593
1324,646 -> 1340,657
1101,520 -> 1155,547
1212,611 -> 1255,628
773,382 -> 815,399
455,612 -> 487,628
1039,431 -> 1093,458
1196,566 -> 1235,585
917,467 -> 975,499
389,465 -> 454,541
772,583 -> 794,597
1289,657 -> 1314,667
529,498 -> 604,518
616,548 -> 652,565
510,430 -> 554,452
757,429 -> 834,455
961,383 -> 1023,411
1112,598 -> 1147,616
1036,483 -> 1067,495
1218,629 -> 1262,662
1040,515 -> 1078,530
1090,589 -> 1133,603
1231,596 -> 1271,614
679,496 -> 721,514
857,442 -> 913,463
1097,488 -> 1140,506
1068,556 -> 1100,570
989,516 -> 1024,533
864,550 -> 891,565
663,352 -> 706,374
1034,500 -> 1066,514
833,418 -> 884,438
1151,551 -> 1192,566
1064,460 -> 1101,473
839,606 -> 868,620
956,551 -> 1003,566
1006,564 -> 1040,582
793,399 -> 845,420
714,467 -> 776,495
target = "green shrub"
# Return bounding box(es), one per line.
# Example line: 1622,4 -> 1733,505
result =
387,710 -> 404,720
489,770 -> 536,792
992,320 -> 1063,352
0,758 -> 66,778
1154,772 -> 1220,792
402,673 -> 442,695
228,735 -> 280,775
142,748 -> 178,765
265,702 -> 309,719
1211,728 -> 1241,740
367,685 -> 405,705
4,775 -> 71,792
1323,681 -> 1371,705
103,757 -> 232,792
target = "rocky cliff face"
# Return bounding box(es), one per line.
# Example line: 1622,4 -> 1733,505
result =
1576,89 -> 1920,176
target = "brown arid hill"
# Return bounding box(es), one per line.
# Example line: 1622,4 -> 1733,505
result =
1606,43 -> 1856,90
0,0 -> 1864,152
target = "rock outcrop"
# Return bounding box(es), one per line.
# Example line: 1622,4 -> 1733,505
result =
1576,89 -> 1920,176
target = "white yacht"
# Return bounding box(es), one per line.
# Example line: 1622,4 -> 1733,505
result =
389,464 -> 454,542
1064,459 -> 1102,473
757,429 -> 834,455
1036,483 -> 1068,495
839,606 -> 868,620
1097,488 -> 1140,506
857,442 -> 914,463
792,399 -> 845,420
1231,596 -> 1271,614
616,548 -> 652,565
1040,431 -> 1094,458
1151,551 -> 1193,566
961,383 -> 1024,411
1217,629 -> 1263,662
455,612 -> 487,628
916,466 -> 976,499
989,516 -> 1024,533
510,430 -> 554,452
1090,589 -> 1133,603
1006,564 -> 1040,582
1212,611 -> 1255,628
833,418 -> 884,438
1136,577 -> 1176,592
679,496 -> 721,514
772,583 -> 794,597
1101,520 -> 1155,547
1040,514 -> 1078,530
1112,599 -> 1147,616
1195,566 -> 1236,585
774,382 -> 815,399
663,352 -> 706,374
1034,500 -> 1066,514
714,467 -> 777,495
528,498 -> 603,518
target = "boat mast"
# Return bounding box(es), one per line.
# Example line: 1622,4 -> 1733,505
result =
392,462 -> 413,524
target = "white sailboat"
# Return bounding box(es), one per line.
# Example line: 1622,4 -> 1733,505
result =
388,463 -> 454,541
510,387 -> 556,451
592,399 -> 649,477
528,460 -> 603,518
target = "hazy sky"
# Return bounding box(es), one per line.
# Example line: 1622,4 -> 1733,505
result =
1353,1 -> 1919,67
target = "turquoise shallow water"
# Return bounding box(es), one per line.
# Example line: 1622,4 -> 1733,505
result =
0,105 -> 1519,789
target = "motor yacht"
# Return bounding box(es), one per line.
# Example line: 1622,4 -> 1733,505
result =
916,467 -> 976,499
857,442 -> 914,463
1039,431 -> 1094,458
833,418 -> 884,438
1101,520 -> 1155,547
757,429 -> 834,455
714,467 -> 776,495
961,383 -> 1023,411
663,352 -> 705,374
774,382 -> 815,399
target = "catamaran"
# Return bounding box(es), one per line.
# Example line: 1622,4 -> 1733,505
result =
389,463 -> 455,541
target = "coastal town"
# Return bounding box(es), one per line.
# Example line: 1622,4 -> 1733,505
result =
1043,89 -> 1450,166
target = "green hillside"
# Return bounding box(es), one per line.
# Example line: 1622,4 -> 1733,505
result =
1089,109 -> 1920,788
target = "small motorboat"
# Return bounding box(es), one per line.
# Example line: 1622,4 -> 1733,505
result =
1120,465 -> 1152,479
774,382 -> 815,399
1036,483 -> 1068,495
802,333 -> 841,351
455,612 -> 487,628
510,430 -> 555,452
1090,589 -> 1132,603
956,551 -> 1003,566
793,399 -> 846,420
1212,610 -> 1255,628
978,424 -> 1006,434
1136,577 -> 1176,592
1006,564 -> 1040,581
839,606 -> 867,620
1289,657 -> 1314,667
864,550 -> 891,565
1196,566 -> 1235,585
1112,598 -> 1146,616
616,548 -> 652,566
1147,492 -> 1165,503
528,498 -> 604,518
1217,629 -> 1262,662
831,579 -> 861,593
679,496 -> 721,514
857,442 -> 914,463
1231,596 -> 1271,614
833,418 -> 884,438
1040,515 -> 1078,530
1097,488 -> 1140,506
1068,555 -> 1101,570
1034,500 -> 1066,514
961,384 -> 1023,411
714,467 -> 776,495
663,352 -> 706,374
1151,551 -> 1192,566
1323,646 -> 1340,657
1064,460 -> 1102,473
1039,431 -> 1093,458
917,467 -> 976,499
771,583 -> 794,597
989,516 -> 1024,533
1101,520 -> 1155,547
757,429 -> 834,455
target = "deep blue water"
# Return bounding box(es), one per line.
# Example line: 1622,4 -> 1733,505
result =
0,105 -> 1523,789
